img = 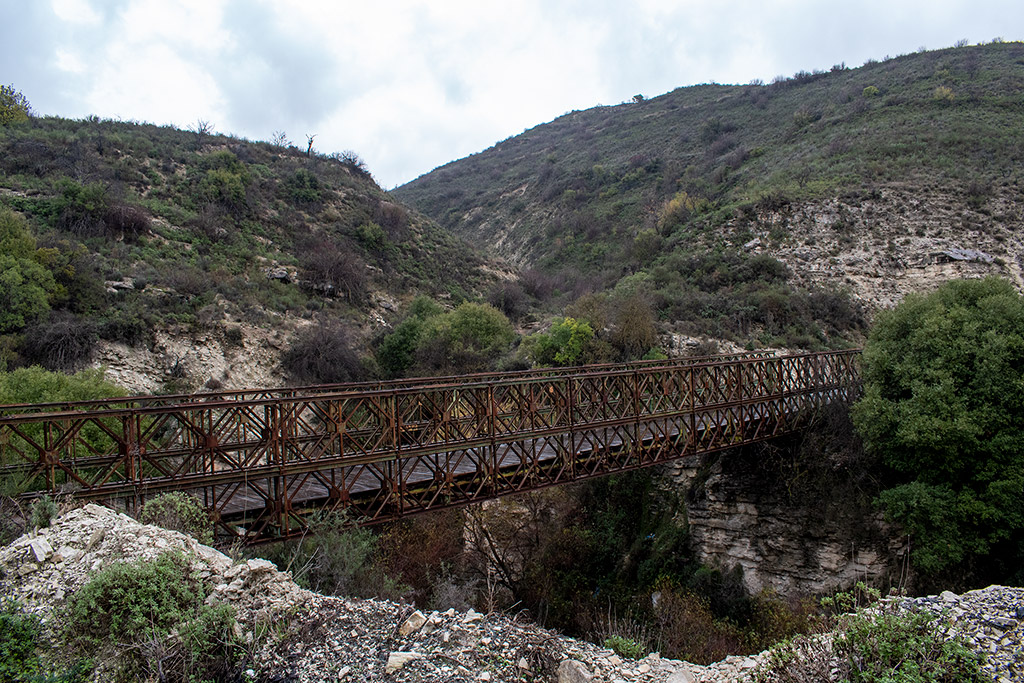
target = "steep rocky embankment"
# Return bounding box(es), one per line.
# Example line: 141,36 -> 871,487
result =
736,184 -> 1024,309
2,506 -> 1022,682
669,452 -> 903,598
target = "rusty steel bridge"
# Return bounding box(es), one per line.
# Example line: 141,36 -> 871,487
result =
0,350 -> 860,543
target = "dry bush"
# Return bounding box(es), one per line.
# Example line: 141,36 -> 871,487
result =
462,489 -> 582,613
281,321 -> 367,385
611,294 -> 658,359
519,268 -> 557,301
373,200 -> 411,241
376,509 -> 470,607
653,585 -> 744,664
104,201 -> 151,238
20,311 -> 97,371
299,239 -> 368,303
486,281 -> 530,321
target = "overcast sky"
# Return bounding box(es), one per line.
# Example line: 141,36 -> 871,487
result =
2,1 -> 1021,188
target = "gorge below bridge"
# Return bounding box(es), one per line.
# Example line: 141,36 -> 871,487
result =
0,350 -> 861,543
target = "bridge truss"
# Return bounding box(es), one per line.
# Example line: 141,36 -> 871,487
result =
0,350 -> 860,543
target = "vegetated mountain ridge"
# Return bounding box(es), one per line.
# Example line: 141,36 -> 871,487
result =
0,116 -> 504,393
396,42 -> 1024,315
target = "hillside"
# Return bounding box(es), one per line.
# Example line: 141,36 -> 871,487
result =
395,43 -> 1024,344
0,116 -> 500,392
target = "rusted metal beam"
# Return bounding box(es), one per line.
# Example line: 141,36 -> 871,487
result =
0,350 -> 861,543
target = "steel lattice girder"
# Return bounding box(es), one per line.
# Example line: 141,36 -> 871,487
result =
0,350 -> 861,541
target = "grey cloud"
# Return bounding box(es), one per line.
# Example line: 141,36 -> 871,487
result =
210,1 -> 351,140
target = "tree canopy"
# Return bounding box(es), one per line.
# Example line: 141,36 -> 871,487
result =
0,209 -> 59,335
0,84 -> 30,125
375,298 -> 515,378
852,277 -> 1024,580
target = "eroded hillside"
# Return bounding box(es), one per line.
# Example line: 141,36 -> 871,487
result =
0,117 -> 502,392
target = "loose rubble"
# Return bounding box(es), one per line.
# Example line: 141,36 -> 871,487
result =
1,505 -> 1021,682
904,587 -> 1024,682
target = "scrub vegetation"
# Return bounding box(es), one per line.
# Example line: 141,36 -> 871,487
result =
0,107 -> 490,379
397,42 -> 1024,348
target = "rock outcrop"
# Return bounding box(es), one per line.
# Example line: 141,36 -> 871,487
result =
739,185 -> 1024,310
669,449 -> 905,596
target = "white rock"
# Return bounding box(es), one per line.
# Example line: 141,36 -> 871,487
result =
399,610 -> 427,636
28,538 -> 53,563
558,659 -> 593,683
385,651 -> 425,673
463,608 -> 483,624
666,668 -> 697,683
421,612 -> 443,635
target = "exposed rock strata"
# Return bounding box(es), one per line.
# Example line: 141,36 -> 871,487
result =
669,451 -> 905,596
739,185 -> 1024,310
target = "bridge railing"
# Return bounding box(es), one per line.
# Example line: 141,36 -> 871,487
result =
0,350 -> 860,540
0,351 -> 776,416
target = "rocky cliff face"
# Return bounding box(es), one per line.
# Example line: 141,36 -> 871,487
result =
668,440 -> 906,597
738,184 -> 1024,309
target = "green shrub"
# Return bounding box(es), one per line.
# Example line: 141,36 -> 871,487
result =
0,367 -> 125,471
54,180 -> 111,236
530,317 -> 594,366
853,278 -> 1024,578
834,602 -> 983,682
260,510 -> 406,600
355,221 -> 387,251
0,600 -> 90,682
0,208 -> 59,334
64,551 -> 241,682
374,295 -> 445,378
755,585 -> 985,683
138,492 -> 213,544
416,302 -> 516,374
0,366 -> 124,405
0,600 -> 41,681
603,634 -> 647,659
29,495 -> 58,529
0,253 -> 56,333
0,84 -> 31,125
281,168 -> 322,205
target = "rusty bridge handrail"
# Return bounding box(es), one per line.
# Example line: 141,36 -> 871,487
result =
0,350 -> 861,542
0,350 -> 782,416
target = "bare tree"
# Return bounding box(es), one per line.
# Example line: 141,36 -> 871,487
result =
191,119 -> 214,148
306,134 -> 316,157
271,130 -> 290,147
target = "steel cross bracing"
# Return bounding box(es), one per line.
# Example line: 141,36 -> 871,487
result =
0,350 -> 860,543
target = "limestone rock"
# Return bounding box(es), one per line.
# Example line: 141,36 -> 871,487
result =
399,609 -> 427,636
558,659 -> 594,683
666,668 -> 696,683
28,537 -> 53,563
385,651 -> 425,673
